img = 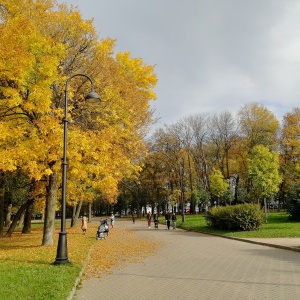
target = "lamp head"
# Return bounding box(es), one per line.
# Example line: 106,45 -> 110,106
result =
85,90 -> 101,103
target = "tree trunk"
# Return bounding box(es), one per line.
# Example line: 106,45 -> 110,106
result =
18,211 -> 25,227
22,200 -> 34,233
88,202 -> 92,222
187,153 -> 194,214
5,199 -> 34,237
5,204 -> 12,227
0,175 -> 5,237
71,205 -> 76,227
22,181 -> 36,233
137,198 -> 141,218
71,200 -> 82,227
233,175 -> 239,205
264,198 -> 268,223
42,171 -> 58,246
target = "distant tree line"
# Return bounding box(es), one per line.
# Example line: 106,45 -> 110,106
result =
117,103 -> 300,219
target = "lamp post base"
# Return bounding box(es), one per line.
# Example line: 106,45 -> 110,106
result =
54,231 -> 69,265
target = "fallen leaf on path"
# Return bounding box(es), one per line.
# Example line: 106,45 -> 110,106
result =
83,226 -> 160,279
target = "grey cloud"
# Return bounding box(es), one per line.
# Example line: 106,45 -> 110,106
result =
59,0 -> 300,127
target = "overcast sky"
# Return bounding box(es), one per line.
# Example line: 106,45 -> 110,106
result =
59,0 -> 300,130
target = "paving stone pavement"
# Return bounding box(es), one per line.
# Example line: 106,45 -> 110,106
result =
72,219 -> 300,300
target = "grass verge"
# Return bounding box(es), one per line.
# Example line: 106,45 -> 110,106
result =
0,221 -> 98,300
175,212 -> 300,238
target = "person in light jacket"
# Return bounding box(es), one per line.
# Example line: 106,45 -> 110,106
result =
81,215 -> 87,234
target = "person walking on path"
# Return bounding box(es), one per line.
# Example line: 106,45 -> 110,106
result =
132,212 -> 135,224
153,213 -> 159,229
81,215 -> 87,235
165,211 -> 171,230
110,214 -> 115,228
147,211 -> 152,228
172,213 -> 177,229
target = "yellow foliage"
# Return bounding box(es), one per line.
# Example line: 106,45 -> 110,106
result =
0,0 -> 157,211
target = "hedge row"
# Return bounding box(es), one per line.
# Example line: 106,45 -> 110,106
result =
205,203 -> 264,231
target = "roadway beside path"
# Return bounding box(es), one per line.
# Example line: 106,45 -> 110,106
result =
73,218 -> 300,300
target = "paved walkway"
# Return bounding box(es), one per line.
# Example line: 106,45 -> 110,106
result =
73,219 -> 300,300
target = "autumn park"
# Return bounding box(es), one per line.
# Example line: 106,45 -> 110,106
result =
1,1 -> 300,299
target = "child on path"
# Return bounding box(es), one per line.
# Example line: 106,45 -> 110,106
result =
111,214 -> 115,228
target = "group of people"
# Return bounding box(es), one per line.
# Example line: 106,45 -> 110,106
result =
146,211 -> 177,230
82,210 -> 179,234
81,213 -> 115,235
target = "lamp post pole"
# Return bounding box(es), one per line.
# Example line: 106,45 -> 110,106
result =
180,160 -> 186,223
54,74 -> 100,265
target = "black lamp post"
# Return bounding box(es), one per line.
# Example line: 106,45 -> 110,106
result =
180,160 -> 186,223
54,74 -> 100,265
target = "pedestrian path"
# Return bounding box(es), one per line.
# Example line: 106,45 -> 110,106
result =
73,219 -> 300,300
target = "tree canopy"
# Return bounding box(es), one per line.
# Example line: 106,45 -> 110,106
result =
0,0 -> 157,241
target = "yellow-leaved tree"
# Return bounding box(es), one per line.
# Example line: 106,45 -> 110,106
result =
279,108 -> 300,194
0,0 -> 65,239
0,0 -> 157,245
209,168 -> 229,206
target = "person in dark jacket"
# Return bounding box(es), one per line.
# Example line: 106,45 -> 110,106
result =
153,213 -> 159,229
165,211 -> 171,230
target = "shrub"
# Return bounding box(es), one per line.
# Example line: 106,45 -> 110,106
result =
286,192 -> 300,221
205,204 -> 264,231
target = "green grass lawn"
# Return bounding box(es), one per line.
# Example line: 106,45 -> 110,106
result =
174,212 -> 300,238
0,220 -> 99,300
